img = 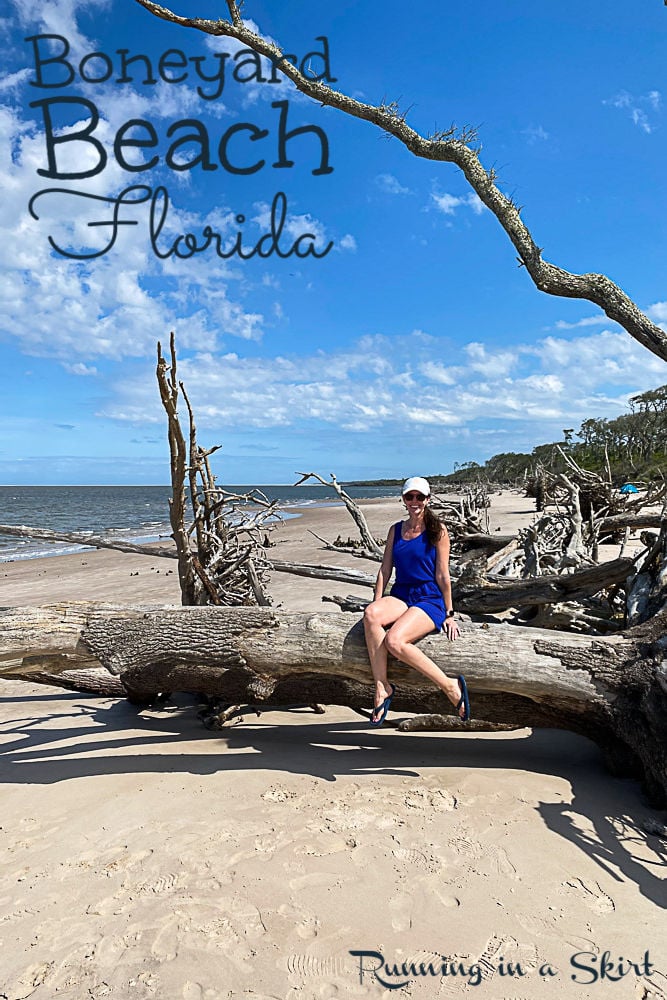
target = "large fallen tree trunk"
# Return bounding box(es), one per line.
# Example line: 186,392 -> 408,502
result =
1,603 -> 666,803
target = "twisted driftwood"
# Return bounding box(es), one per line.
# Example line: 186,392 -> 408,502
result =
157,333 -> 276,606
134,0 -> 667,364
1,603 -> 666,803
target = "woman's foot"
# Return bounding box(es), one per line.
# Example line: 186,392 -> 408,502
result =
370,683 -> 396,725
443,675 -> 471,721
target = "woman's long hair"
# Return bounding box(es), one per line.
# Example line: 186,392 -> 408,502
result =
424,504 -> 444,546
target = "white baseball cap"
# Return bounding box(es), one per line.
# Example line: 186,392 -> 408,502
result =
401,477 -> 431,496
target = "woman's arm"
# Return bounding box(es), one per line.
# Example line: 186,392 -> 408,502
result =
373,524 -> 396,601
434,527 -> 453,610
435,528 -> 459,638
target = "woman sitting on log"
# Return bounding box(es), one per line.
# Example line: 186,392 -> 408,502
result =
363,477 -> 470,726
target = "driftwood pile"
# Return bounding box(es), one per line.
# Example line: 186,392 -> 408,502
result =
156,334 -> 277,607
1,339 -> 667,803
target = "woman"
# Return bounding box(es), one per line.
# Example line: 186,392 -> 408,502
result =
363,477 -> 470,725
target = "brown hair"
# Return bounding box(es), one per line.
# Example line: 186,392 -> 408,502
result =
424,504 -> 444,547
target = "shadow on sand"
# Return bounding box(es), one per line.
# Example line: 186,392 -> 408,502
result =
0,685 -> 665,908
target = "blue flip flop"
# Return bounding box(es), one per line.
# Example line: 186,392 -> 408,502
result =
370,683 -> 396,726
456,674 -> 471,722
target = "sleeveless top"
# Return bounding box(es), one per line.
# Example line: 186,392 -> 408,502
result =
390,521 -> 444,607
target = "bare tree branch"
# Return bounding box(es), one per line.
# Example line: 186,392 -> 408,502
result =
134,0 -> 667,362
294,472 -> 384,559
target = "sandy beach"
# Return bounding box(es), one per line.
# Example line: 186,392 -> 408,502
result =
0,493 -> 665,999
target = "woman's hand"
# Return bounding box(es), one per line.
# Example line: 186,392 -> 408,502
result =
444,617 -> 460,641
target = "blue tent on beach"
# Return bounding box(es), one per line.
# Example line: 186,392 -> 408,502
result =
620,483 -> 639,494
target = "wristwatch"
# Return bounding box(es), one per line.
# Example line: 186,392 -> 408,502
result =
446,609 -> 455,618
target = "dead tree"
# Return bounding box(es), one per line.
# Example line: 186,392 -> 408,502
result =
1,602 -> 666,804
430,486 -> 492,539
527,448 -> 666,527
133,0 -> 667,364
293,472 -> 384,560
156,333 -> 277,606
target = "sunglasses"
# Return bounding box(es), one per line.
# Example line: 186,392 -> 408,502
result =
404,492 -> 427,501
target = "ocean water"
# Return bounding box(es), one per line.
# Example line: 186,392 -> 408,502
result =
0,484 -> 394,562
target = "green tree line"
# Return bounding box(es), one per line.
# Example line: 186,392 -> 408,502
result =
444,384 -> 667,485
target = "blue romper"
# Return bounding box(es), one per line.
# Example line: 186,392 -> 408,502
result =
390,521 -> 447,632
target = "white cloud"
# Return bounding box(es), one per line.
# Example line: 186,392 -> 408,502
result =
251,198 -> 333,255
12,0 -> 111,57
522,124 -> 549,144
647,301 -> 667,325
62,361 -> 98,375
431,192 -> 461,216
465,341 -> 517,377
419,361 -> 456,385
0,40 -> 273,361
376,173 -> 410,195
554,315 -> 610,330
431,191 -> 484,217
605,90 -> 662,134
338,233 -> 357,252
97,325 -> 666,445
0,67 -> 31,93
520,374 -> 564,394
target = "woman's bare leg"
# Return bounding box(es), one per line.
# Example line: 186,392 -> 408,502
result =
384,607 -> 467,718
363,596 -> 408,718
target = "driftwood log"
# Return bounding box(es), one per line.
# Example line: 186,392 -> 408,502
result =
1,603 -> 666,803
293,472 -> 384,559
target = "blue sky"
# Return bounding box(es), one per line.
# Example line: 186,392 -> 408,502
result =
1,0 -> 666,485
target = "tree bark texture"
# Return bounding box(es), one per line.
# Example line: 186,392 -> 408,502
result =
1,603 -> 666,803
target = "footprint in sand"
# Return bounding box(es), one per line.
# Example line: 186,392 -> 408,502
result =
447,835 -> 485,860
404,787 -> 458,813
136,872 -> 182,896
490,845 -> 519,879
516,911 -> 563,938
150,915 -> 180,962
638,968 -> 667,999
70,845 -> 154,873
286,954 -> 349,977
431,884 -> 461,909
389,888 -> 416,931
474,933 -> 519,984
561,877 -> 615,913
273,901 -> 321,942
443,835 -> 485,885
392,846 -> 436,870
444,836 -> 519,882
6,960 -> 54,998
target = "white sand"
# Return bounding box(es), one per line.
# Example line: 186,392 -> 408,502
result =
0,492 -> 664,999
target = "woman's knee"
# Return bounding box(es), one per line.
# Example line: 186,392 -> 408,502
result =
363,601 -> 383,627
385,630 -> 406,659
